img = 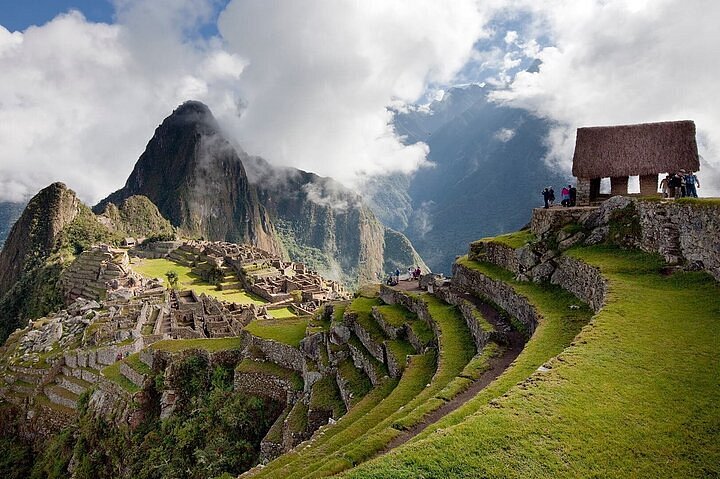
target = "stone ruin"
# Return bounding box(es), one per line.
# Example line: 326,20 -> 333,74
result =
164,240 -> 352,313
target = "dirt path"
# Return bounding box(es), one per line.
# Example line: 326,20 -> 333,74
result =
382,296 -> 525,453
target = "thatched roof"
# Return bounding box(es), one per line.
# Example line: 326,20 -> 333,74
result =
572,120 -> 699,178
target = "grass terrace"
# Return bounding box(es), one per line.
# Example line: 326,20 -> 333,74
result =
132,258 -> 266,304
244,318 -> 309,348
268,306 -> 297,319
101,361 -> 139,394
374,304 -> 417,329
342,245 -> 720,478
235,359 -> 303,391
150,337 -> 244,353
476,229 -> 536,249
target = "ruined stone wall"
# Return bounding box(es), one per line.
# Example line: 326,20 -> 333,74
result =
234,370 -> 300,404
468,241 -> 519,274
550,255 -> 607,313
451,263 -> 539,335
245,334 -> 305,373
434,287 -> 504,351
531,207 -> 595,237
634,200 -> 720,281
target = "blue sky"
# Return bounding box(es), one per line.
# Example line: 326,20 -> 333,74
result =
0,0 -> 114,31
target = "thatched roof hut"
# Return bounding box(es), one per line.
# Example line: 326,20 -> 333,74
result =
572,120 -> 699,179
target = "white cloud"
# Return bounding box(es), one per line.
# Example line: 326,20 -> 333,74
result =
0,2 -> 247,203
216,0 -> 491,187
494,128 -> 516,142
490,0 -> 720,194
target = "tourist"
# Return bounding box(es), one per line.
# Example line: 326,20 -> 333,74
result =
548,187 -> 555,206
678,169 -> 688,197
414,267 -> 421,279
668,172 -> 681,198
685,171 -> 700,197
395,268 -> 400,283
542,187 -> 550,208
569,185 -> 577,206
659,174 -> 670,198
561,186 -> 570,207
386,274 -> 395,286
407,266 -> 414,280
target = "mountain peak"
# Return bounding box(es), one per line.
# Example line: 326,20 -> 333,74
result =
165,100 -> 219,132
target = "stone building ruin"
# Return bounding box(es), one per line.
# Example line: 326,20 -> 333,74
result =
572,120 -> 700,205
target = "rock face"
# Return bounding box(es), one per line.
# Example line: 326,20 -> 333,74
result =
97,101 -> 426,287
250,161 -> 427,286
96,101 -> 281,254
0,183 -> 81,297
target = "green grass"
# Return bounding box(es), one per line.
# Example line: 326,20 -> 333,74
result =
255,355 -> 434,479
132,258 -> 267,304
125,353 -> 153,376
668,197 -> 720,207
249,380 -> 398,477
337,359 -> 372,405
287,401 -> 309,434
268,307 -> 297,319
375,304 -> 416,328
384,339 -> 416,371
342,246 -> 720,478
408,319 -> 434,346
245,318 -> 309,348
348,297 -> 386,344
477,229 -> 535,249
235,359 -> 303,391
101,362 -> 139,394
150,337 -> 244,353
309,376 -> 346,419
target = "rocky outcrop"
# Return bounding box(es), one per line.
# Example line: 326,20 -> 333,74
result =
95,101 -> 282,255
0,183 -> 81,296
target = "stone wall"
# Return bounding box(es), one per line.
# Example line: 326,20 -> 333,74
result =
468,241 -> 519,273
531,207 -> 596,237
451,263 -> 539,335
550,255 -> 607,313
434,287 -> 505,350
234,369 -> 300,404
634,200 -> 720,280
244,333 -> 305,373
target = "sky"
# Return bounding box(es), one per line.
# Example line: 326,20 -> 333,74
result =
0,0 -> 718,203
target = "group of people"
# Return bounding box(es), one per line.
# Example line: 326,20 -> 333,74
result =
385,266 -> 422,285
659,170 -> 700,198
542,185 -> 577,209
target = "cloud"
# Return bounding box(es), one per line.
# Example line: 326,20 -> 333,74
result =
216,0 -> 491,187
0,2 -> 245,203
489,0 -> 720,194
494,128 -> 516,142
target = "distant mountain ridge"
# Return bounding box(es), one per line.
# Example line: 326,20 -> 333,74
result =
367,84 -> 570,273
0,201 -> 26,249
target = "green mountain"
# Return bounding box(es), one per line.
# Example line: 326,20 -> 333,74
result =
96,101 -> 426,286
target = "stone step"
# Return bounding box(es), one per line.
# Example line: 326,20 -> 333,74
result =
56,374 -> 91,395
44,384 -> 79,410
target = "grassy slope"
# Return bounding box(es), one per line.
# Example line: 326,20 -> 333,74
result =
343,246 -> 720,478
244,318 -> 309,348
132,258 -> 266,304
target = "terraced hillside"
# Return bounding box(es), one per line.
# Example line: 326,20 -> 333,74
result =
338,245 -> 719,477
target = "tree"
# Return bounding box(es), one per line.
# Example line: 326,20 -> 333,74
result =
165,270 -> 179,289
